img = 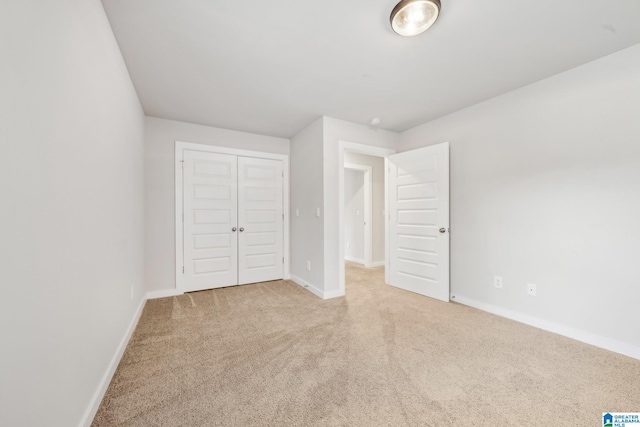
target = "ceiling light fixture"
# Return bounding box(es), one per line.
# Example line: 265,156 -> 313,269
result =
390,0 -> 441,37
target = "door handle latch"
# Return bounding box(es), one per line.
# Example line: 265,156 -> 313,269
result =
232,227 -> 237,232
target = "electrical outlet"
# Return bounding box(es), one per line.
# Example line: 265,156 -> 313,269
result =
295,208 -> 299,217
494,276 -> 503,289
316,208 -> 320,218
356,210 -> 360,216
527,283 -> 537,297
306,260 -> 311,271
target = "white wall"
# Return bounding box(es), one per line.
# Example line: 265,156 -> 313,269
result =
400,44 -> 640,353
344,152 -> 386,264
145,116 -> 289,293
0,1 -> 146,426
323,117 -> 400,296
290,118 -> 325,292
344,169 -> 365,262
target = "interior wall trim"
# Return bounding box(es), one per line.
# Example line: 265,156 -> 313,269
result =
147,289 -> 183,300
453,295 -> 640,360
79,296 -> 146,427
344,255 -> 365,265
290,275 -> 343,300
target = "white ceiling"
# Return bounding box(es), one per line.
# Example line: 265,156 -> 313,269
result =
102,0 -> 640,138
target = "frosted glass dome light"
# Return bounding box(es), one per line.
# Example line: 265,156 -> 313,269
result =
390,0 -> 441,37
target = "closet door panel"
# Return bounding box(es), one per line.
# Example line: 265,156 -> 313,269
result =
182,150 -> 238,291
237,157 -> 284,285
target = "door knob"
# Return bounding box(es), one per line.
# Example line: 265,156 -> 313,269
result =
232,227 -> 237,232
439,227 -> 446,233
239,227 -> 245,232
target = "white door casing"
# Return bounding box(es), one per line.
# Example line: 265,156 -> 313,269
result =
238,156 -> 284,285
183,150 -> 238,292
388,142 -> 450,302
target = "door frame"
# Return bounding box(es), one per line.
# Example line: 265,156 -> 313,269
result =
338,141 -> 396,295
343,163 -> 373,267
175,141 -> 290,293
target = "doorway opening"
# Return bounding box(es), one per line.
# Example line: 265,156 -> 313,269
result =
339,142 -> 395,295
343,164 -> 372,267
339,140 -> 451,302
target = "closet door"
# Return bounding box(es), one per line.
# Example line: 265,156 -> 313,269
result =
237,157 -> 284,285
183,150 -> 238,292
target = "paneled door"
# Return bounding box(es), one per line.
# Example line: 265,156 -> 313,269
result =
183,150 -> 238,292
388,142 -> 450,302
237,157 -> 284,285
181,150 -> 284,292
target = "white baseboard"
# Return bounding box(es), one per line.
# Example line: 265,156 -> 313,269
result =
290,274 -> 324,299
453,295 -> 640,360
289,275 -> 344,300
146,288 -> 183,300
323,289 -> 346,299
344,256 -> 364,265
79,296 -> 147,427
345,257 -> 384,269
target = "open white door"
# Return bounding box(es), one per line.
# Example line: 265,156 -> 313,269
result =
183,150 -> 238,292
238,157 -> 284,285
388,142 -> 449,302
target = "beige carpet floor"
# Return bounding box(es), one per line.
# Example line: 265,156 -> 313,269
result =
92,263 -> 640,426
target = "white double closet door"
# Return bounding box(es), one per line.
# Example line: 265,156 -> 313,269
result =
182,150 -> 284,292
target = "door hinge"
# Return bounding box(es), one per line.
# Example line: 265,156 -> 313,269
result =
182,266 -> 185,274
282,257 -> 284,264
